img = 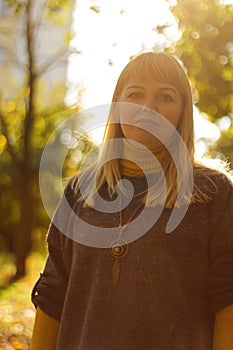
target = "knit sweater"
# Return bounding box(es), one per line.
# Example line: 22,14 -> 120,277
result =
32,173 -> 233,350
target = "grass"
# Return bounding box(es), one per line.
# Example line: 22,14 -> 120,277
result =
0,253 -> 46,350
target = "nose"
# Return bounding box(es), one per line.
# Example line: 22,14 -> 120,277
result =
142,97 -> 159,113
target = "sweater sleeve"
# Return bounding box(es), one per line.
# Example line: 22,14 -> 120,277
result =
31,179 -> 75,321
207,175 -> 233,316
31,242 -> 71,321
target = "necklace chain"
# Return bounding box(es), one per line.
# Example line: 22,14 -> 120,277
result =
110,192 -> 145,285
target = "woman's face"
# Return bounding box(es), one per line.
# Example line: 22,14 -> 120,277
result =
117,78 -> 183,149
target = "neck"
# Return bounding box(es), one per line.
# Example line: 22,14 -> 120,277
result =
120,138 -> 164,176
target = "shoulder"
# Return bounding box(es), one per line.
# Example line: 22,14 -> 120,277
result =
61,176 -> 79,207
194,162 -> 233,201
209,172 -> 233,207
64,167 -> 94,201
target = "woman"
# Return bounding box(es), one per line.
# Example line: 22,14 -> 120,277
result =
31,52 -> 233,349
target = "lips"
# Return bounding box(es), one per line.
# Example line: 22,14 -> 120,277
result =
133,120 -> 160,134
134,117 -> 160,126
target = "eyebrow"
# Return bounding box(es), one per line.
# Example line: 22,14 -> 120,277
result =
160,87 -> 178,94
126,85 -> 144,90
126,84 -> 178,94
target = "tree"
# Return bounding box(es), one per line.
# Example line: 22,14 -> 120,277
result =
168,0 -> 233,164
0,0 -> 79,279
170,0 -> 233,119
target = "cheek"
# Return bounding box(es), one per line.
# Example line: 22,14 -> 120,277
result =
160,105 -> 182,129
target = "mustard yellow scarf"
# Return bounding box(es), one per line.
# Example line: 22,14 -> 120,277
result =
120,139 -> 164,176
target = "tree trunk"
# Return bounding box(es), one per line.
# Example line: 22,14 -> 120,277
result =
14,0 -> 36,279
14,164 -> 33,279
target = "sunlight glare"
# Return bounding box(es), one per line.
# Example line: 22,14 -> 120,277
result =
89,126 -> 105,145
67,0 -> 178,108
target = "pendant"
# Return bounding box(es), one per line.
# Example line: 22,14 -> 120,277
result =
110,239 -> 129,286
110,239 -> 128,258
112,259 -> 120,286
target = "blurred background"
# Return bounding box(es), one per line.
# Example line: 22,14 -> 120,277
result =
0,0 -> 233,348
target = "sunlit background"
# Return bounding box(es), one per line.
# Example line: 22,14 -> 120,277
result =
66,0 -> 232,152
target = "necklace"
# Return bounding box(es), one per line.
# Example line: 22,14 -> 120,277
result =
110,194 -> 145,286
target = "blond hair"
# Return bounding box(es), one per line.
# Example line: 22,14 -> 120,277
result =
75,51 -> 232,208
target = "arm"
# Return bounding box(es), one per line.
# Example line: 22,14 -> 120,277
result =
212,304 -> 233,350
30,307 -> 60,350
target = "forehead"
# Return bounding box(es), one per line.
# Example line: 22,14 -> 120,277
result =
127,68 -> 163,82
121,54 -> 184,88
122,68 -> 175,92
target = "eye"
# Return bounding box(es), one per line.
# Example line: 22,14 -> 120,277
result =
127,92 -> 142,99
159,94 -> 173,102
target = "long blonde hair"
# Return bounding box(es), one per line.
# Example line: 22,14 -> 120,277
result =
74,51 -> 232,208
